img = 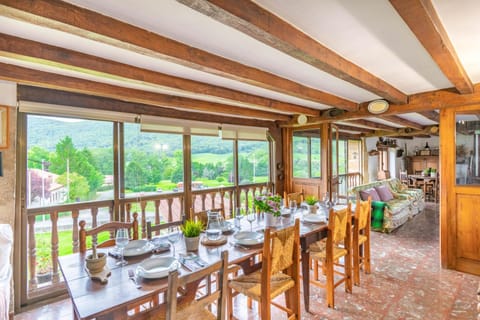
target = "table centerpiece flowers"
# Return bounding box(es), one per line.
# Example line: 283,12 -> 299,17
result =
254,193 -> 282,226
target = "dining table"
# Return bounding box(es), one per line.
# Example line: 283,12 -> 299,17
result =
59,207 -> 333,319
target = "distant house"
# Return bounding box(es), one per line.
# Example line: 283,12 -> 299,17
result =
27,168 -> 67,206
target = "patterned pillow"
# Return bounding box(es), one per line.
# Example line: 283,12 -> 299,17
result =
359,188 -> 381,201
375,185 -> 394,202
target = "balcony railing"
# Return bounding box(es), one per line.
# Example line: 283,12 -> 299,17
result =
25,182 -> 271,300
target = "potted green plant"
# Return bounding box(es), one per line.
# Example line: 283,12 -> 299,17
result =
181,219 -> 203,251
305,195 -> 319,214
430,168 -> 437,177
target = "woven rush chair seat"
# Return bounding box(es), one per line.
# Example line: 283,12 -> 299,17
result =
309,238 -> 348,261
228,220 -> 301,319
308,204 -> 352,309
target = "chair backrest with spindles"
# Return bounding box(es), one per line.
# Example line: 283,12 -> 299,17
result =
79,212 -> 138,253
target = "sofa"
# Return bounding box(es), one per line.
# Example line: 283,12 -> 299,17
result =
350,178 -> 424,233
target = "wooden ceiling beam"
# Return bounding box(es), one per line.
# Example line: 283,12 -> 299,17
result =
0,0 -> 357,111
0,62 -> 290,121
418,110 -> 440,122
178,0 -> 408,104
0,33 -> 319,117
279,84 -> 480,126
346,119 -> 398,132
390,0 -> 473,94
363,125 -> 439,138
335,124 -> 375,134
379,115 -> 425,130
18,85 -> 274,128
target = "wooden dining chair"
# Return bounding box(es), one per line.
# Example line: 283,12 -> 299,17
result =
189,207 -> 224,227
227,219 -> 300,319
130,250 -> 229,320
146,215 -> 186,240
309,204 -> 352,309
79,213 -> 139,253
284,190 -> 304,207
352,196 -> 372,286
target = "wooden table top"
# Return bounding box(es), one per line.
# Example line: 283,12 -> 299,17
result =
59,210 -> 329,320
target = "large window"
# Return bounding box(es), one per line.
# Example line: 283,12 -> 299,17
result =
26,115 -> 113,207
238,140 -> 270,184
292,129 -> 321,178
456,114 -> 480,185
191,135 -> 234,189
123,123 -> 183,195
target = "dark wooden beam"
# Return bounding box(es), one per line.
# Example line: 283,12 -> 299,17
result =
418,110 -> 439,122
0,0 -> 357,110
0,33 -> 319,117
18,85 -> 274,128
390,0 -> 473,94
379,115 -> 424,130
0,62 -> 290,121
178,0 -> 408,104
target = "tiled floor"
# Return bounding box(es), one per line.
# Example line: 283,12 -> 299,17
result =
14,203 -> 480,319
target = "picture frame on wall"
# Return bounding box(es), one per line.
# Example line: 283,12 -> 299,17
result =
0,106 -> 8,149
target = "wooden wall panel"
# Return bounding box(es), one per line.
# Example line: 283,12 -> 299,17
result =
456,194 -> 480,261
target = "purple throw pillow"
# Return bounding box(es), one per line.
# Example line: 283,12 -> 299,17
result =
359,188 -> 381,201
374,185 -> 394,202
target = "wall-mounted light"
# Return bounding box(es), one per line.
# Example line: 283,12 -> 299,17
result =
367,99 -> 389,114
296,114 -> 308,125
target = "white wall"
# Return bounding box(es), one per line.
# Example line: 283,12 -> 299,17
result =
366,136 -> 440,180
0,80 -> 17,317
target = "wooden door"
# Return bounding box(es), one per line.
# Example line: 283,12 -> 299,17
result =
328,124 -> 339,202
440,106 -> 480,276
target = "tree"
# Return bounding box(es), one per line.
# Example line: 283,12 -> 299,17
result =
125,161 -> 147,189
57,172 -> 89,202
50,136 -> 76,175
27,146 -> 51,170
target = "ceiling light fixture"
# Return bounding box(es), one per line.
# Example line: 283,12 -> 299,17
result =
367,99 -> 389,114
297,114 -> 308,125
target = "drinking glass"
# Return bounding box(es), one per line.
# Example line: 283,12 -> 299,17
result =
289,200 -> 297,214
167,226 -> 181,257
115,228 -> 129,266
332,192 -> 339,206
323,192 -> 330,208
246,210 -> 256,232
234,207 -> 245,230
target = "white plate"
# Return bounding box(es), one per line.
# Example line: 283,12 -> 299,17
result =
136,257 -> 180,279
123,240 -> 153,257
233,231 -> 264,245
302,214 -> 326,224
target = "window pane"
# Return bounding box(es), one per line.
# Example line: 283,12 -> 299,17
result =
123,123 -> 183,195
191,135 -> 234,189
238,140 -> 270,184
455,114 -> 479,185
293,135 -> 308,178
27,115 -> 113,208
348,140 -> 361,173
311,137 -> 321,178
